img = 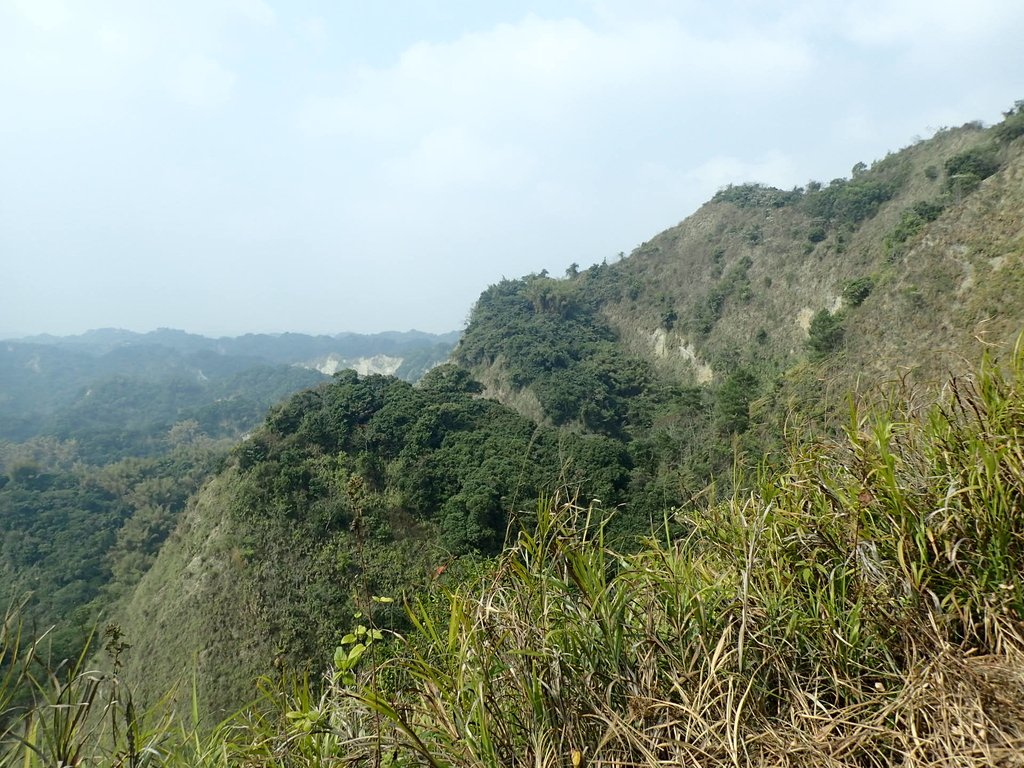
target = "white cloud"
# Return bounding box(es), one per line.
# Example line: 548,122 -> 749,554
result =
287,7 -> 828,300
297,16 -> 327,46
230,0 -> 275,26
833,112 -> 879,146
294,11 -> 814,212
840,0 -> 1024,54
0,1 -> 265,110
94,18 -> 154,64
379,127 -> 537,192
297,13 -> 812,140
168,53 -> 236,108
5,1 -> 1023,336
8,0 -> 70,30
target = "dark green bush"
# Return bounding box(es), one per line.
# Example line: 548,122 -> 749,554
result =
803,176 -> 899,226
842,277 -> 874,307
807,309 -> 844,357
712,183 -> 802,209
944,145 -> 1000,188
994,100 -> 1024,143
889,200 -> 945,253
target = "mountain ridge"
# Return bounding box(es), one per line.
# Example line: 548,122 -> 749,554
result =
6,327 -> 460,361
455,119 -> 1024,436
101,107 -> 1024,723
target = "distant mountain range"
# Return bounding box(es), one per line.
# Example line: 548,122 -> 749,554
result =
8,327 -> 460,363
0,326 -> 460,669
0,327 -> 458,447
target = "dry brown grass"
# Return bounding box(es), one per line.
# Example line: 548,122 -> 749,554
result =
329,342 -> 1024,767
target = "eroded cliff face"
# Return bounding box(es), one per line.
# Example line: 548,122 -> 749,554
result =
461,123 -> 1024,427
612,126 -> 1023,386
303,353 -> 405,377
115,472 -> 256,722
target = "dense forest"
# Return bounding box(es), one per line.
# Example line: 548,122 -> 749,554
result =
2,105 -> 1024,766
0,329 -> 455,672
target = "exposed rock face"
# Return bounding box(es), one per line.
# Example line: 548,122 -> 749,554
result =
303,353 -> 404,376
650,328 -> 713,383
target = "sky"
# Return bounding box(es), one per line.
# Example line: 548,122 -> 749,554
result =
1,0 -> 1022,338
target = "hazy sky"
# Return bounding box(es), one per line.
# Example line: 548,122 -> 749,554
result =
1,0 -> 1021,337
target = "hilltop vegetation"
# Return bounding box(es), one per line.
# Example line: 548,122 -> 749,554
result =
114,365 -> 635,717
0,328 -> 455,682
4,337 -> 1023,766
2,107 -> 1024,765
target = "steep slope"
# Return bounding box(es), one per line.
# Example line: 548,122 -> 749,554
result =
462,120 -> 1024,399
605,122 -> 1023,386
455,116 -> 1024,498
113,108 -> 1024,722
116,367 -> 633,719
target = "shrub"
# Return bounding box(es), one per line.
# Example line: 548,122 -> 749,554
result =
944,145 -> 1000,192
715,368 -> 758,434
712,183 -> 802,209
888,200 -> 945,254
946,172 -> 983,197
842,276 -> 874,307
994,100 -> 1024,143
807,309 -> 844,357
803,176 -> 899,226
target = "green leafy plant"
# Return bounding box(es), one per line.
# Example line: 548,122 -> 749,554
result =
327,341 -> 1024,767
333,609 -> 386,687
842,276 -> 875,307
944,144 -> 1001,196
994,100 -> 1024,143
806,309 -> 844,357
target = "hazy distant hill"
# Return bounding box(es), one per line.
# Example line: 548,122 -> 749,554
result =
0,328 -> 458,446
13,327 -> 460,363
0,327 -> 457,666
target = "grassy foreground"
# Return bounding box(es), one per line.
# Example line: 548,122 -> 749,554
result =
3,343 -> 1024,766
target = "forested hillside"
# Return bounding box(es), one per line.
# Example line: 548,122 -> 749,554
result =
113,108 -> 1024,723
456,113 -> 1024,506
0,329 -> 455,678
114,364 -> 638,715
2,107 -> 1023,766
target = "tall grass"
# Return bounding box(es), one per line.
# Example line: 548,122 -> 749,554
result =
337,343 -> 1024,767
1,343 -> 1023,765
0,614 -> 280,767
